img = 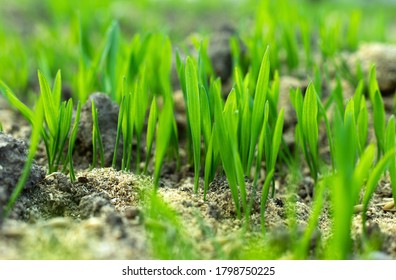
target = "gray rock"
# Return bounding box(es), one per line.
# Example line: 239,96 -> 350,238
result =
79,192 -> 112,219
348,43 -> 396,94
207,25 -> 243,83
0,132 -> 45,217
76,93 -> 120,167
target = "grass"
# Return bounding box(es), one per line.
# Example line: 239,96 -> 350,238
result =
1,0 -> 396,260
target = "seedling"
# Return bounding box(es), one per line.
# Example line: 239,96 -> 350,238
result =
91,100 -> 104,169
3,96 -> 44,218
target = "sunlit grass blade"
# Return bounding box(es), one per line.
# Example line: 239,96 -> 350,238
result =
154,101 -> 173,190
373,90 -> 386,157
144,98 -> 158,174
362,149 -> 394,237
352,144 -> 376,201
302,83 -> 319,180
200,85 -> 212,149
260,169 -> 274,234
385,115 -> 396,206
248,46 -> 270,172
270,108 -> 284,172
67,101 -> 81,182
368,65 -> 380,102
213,90 -> 241,218
295,178 -> 326,259
357,97 -> 368,156
185,57 -> 201,192
204,131 -> 215,200
38,70 -> 58,137
3,97 -> 44,218
0,81 -> 34,123
112,95 -> 125,169
91,100 -> 104,168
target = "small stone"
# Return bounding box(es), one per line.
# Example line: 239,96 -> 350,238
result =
124,207 -> 140,220
347,43 -> 396,94
83,217 -> 104,235
1,225 -> 26,239
42,217 -> 71,229
354,204 -> 364,213
76,93 -> 120,167
383,201 -> 395,211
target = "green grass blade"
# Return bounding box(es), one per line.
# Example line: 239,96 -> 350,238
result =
248,47 -> 270,172
302,83 -> 319,179
352,144 -> 375,201
154,101 -> 173,190
112,95 -> 125,168
0,81 -> 34,124
185,57 -> 201,193
68,101 -> 81,182
270,108 -> 284,171
91,100 -> 104,168
38,70 -> 57,137
144,98 -> 158,174
385,115 -> 396,206
362,149 -> 394,236
3,96 -> 44,218
260,169 -> 274,234
373,90 -> 386,157
357,98 -> 368,155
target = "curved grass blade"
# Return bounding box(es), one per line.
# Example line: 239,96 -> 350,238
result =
260,169 -> 274,234
0,81 -> 34,123
3,97 -> 44,218
362,149 -> 394,236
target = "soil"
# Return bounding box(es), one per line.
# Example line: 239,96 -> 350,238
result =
1,42 -> 396,260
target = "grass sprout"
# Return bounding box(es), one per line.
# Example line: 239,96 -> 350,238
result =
91,99 -> 104,169
185,57 -> 202,193
3,96 -> 44,218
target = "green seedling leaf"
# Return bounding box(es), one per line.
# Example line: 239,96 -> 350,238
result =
302,83 -> 319,180
0,81 -> 34,123
373,90 -> 386,157
185,57 -> 201,193
213,89 -> 241,218
4,96 -> 44,218
385,115 -> 396,206
368,65 -> 380,102
296,178 -> 326,259
353,80 -> 364,120
144,98 -> 158,174
91,100 -> 104,168
68,102 -> 81,182
270,108 -> 284,171
248,47 -> 270,172
113,94 -> 125,169
362,149 -> 394,236
38,70 -> 58,137
154,101 -> 173,190
260,169 -> 274,234
352,144 -> 376,201
357,98 -> 368,155
200,85 -> 212,148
